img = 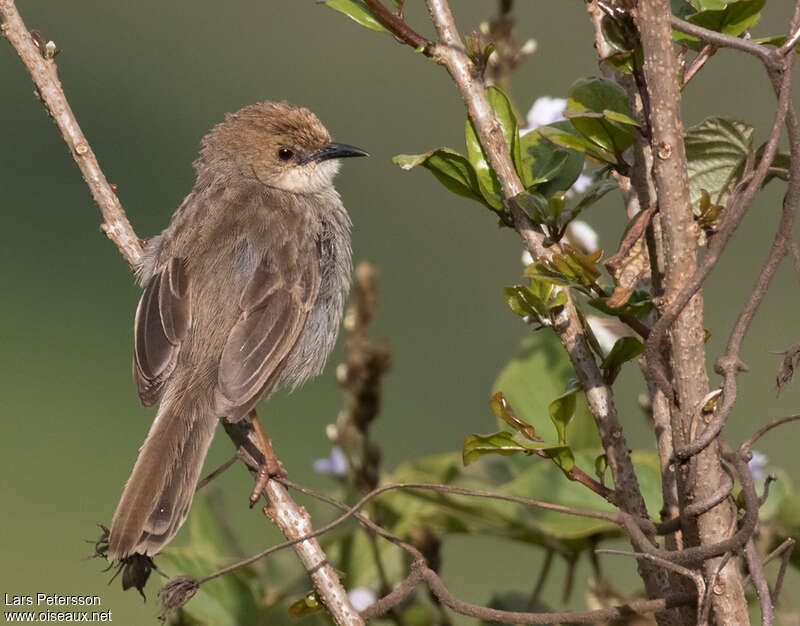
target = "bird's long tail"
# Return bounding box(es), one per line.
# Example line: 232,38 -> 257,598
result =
108,392 -> 218,561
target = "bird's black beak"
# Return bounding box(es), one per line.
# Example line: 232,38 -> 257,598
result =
302,142 -> 369,164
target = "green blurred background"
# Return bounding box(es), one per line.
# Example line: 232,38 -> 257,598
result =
1,1 -> 799,623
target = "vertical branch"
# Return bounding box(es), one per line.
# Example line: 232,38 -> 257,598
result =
634,1 -> 747,623
422,0 -> 671,609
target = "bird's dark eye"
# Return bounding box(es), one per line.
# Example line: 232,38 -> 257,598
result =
277,148 -> 294,162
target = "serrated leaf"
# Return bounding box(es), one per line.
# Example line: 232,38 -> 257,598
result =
324,0 -> 390,33
490,391 -> 543,442
685,117 -> 753,210
600,336 -> 644,370
566,77 -> 636,156
393,148 -> 488,206
549,380 -> 581,444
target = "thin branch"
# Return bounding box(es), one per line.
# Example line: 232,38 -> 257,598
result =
361,0 -> 430,52
645,3 -> 800,461
0,4 -> 362,624
655,464 -> 733,536
745,415 -> 800,448
596,549 -> 705,620
195,455 -> 238,491
745,539 -> 774,626
670,16 -> 774,65
681,43 -> 715,88
280,480 -> 695,625
637,1 -> 748,620
771,538 -> 795,604
527,548 -> 554,611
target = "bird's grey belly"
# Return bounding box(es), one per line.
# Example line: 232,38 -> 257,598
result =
276,267 -> 348,391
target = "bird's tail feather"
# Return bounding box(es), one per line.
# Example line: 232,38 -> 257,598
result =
108,393 -> 217,560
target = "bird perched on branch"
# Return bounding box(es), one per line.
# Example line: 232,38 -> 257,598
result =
107,101 -> 367,563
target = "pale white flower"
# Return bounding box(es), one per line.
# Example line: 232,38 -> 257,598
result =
749,450 -> 768,482
570,173 -> 593,194
585,315 -> 632,355
521,250 -> 534,267
523,96 -> 567,135
313,446 -> 348,477
565,220 -> 599,254
348,587 -> 377,612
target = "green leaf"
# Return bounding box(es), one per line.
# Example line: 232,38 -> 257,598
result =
463,431 -> 531,465
548,191 -> 567,220
159,496 -> 261,626
324,0 -> 390,33
288,592 -> 324,618
465,118 -> 504,209
542,445 -> 575,472
504,285 -> 540,317
565,77 -> 636,156
494,334 -> 601,452
600,336 -> 644,369
685,117 -> 753,211
675,0 -> 765,48
462,87 -> 521,210
588,290 -> 654,319
752,35 -> 800,54
489,391 -> 543,442
602,108 -> 640,128
539,124 -> 617,165
571,180 -> 618,215
690,0 -> 729,9
692,0 -> 764,36
509,190 -> 550,225
519,129 -> 583,191
393,148 -> 488,206
487,86 -> 522,174
548,380 -> 581,444
594,454 -> 608,483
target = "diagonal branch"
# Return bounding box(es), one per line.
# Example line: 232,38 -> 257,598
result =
0,0 -> 141,268
0,2 -> 363,624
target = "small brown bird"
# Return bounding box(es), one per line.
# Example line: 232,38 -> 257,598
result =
108,101 -> 367,561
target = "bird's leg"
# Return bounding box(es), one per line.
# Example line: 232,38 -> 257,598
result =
248,409 -> 286,507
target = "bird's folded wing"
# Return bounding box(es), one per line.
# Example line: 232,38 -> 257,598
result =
216,242 -> 319,421
133,257 -> 192,407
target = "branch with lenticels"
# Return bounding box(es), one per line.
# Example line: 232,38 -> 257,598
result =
0,2 -> 364,625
